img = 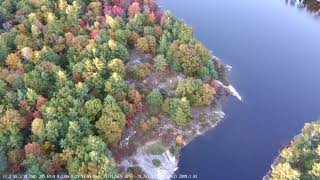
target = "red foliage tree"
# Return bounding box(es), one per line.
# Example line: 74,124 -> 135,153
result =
128,2 -> 140,18
103,3 -> 113,16
48,154 -> 64,175
149,11 -> 156,24
156,8 -> 163,20
19,100 -> 30,111
79,20 -> 88,28
127,116 -> 134,127
90,29 -> 100,42
7,149 -> 25,173
36,96 -> 47,110
64,32 -> 75,47
210,80 -> 220,90
24,142 -> 44,158
32,110 -> 42,119
112,5 -> 124,16
26,111 -> 34,121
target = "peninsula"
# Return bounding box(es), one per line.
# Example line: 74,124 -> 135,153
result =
0,0 -> 237,179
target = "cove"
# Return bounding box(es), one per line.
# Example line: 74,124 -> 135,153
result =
159,0 -> 320,179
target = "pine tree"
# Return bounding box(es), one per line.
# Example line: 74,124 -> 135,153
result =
168,97 -> 192,125
146,89 -> 163,108
82,98 -> 102,119
63,135 -> 119,179
60,121 -> 82,150
95,95 -> 126,145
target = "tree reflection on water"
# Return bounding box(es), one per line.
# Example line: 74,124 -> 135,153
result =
285,0 -> 320,14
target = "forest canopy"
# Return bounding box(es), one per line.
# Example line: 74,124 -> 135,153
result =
268,121 -> 320,180
0,0 -> 222,178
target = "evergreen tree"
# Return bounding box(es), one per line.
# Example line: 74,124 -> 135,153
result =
95,95 -> 126,145
146,89 -> 163,108
168,97 -> 192,125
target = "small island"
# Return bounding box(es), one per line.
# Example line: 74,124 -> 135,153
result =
0,0 -> 238,179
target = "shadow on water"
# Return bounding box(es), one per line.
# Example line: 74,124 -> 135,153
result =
159,0 -> 320,179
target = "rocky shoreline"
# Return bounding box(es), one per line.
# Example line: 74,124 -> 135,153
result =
111,52 -> 241,179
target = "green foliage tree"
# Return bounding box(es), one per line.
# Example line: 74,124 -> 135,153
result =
36,46 -> 62,66
97,29 -> 110,44
23,155 -> 47,178
153,55 -> 168,72
105,72 -> 128,99
97,42 -> 129,62
310,163 -> 320,178
175,22 -> 193,43
0,0 -> 227,176
26,88 -> 39,105
0,78 -> 8,98
0,0 -> 12,20
167,41 -> 213,77
168,97 -> 192,125
60,121 -> 82,150
0,124 -> 23,153
146,89 -> 163,108
82,98 -> 102,119
114,29 -> 130,45
0,109 -> 26,155
95,95 -> 126,145
144,26 -> 155,37
31,118 -> 46,142
45,120 -> 63,145
198,64 -> 217,82
157,35 -> 169,55
0,151 -> 7,174
63,135 -> 118,179
65,1 -> 81,27
128,63 -> 151,80
270,162 -> 300,180
41,86 -> 83,121
176,78 -> 214,106
127,13 -> 145,35
269,121 -> 320,180
14,34 -> 34,50
107,58 -> 125,75
0,41 -> 10,66
23,69 -> 50,94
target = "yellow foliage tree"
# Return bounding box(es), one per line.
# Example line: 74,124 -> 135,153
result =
6,53 -> 22,69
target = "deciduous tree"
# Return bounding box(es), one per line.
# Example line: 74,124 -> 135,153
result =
128,2 -> 141,18
6,53 -> 22,70
136,35 -> 156,54
270,163 -> 300,180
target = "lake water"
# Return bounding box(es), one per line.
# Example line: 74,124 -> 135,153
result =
158,0 -> 320,179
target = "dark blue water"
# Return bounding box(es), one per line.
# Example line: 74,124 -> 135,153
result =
159,0 -> 320,179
